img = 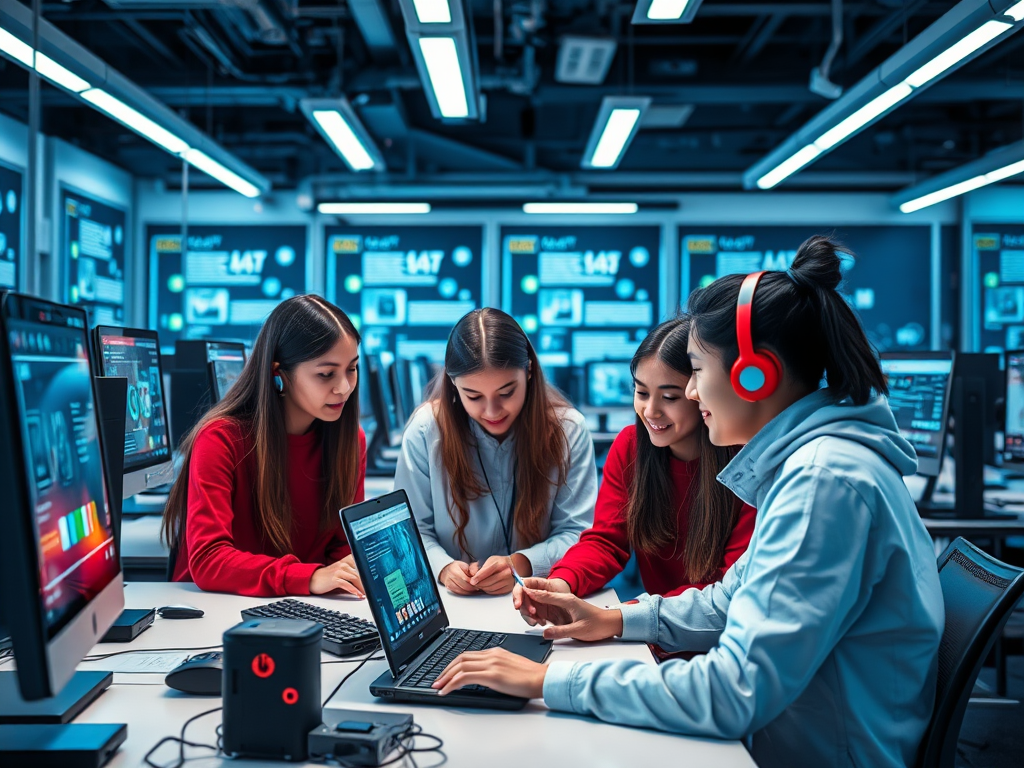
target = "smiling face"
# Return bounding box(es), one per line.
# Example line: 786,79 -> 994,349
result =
633,357 -> 704,461
684,334 -> 760,446
277,334 -> 360,434
452,365 -> 529,439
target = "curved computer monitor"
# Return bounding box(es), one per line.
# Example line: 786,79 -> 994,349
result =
93,326 -> 173,497
0,294 -> 124,700
880,351 -> 955,477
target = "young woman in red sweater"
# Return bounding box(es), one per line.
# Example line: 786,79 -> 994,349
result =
162,295 -> 367,598
515,314 -> 755,622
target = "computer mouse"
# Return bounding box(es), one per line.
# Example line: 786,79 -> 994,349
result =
158,605 -> 205,619
165,652 -> 223,696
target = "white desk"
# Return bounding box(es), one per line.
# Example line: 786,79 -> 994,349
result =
73,582 -> 756,767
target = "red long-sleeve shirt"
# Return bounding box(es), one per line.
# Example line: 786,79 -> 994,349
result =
171,418 -> 366,596
548,425 -> 755,599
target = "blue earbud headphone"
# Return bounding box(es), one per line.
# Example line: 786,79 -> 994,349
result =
273,374 -> 284,393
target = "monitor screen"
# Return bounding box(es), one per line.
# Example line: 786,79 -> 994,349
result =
96,329 -> 171,473
348,500 -> 441,653
880,354 -> 954,476
1005,350 -> 1024,461
207,342 -> 245,401
587,362 -> 634,407
6,303 -> 118,640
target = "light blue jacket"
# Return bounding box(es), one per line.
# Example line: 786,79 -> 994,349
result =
543,389 -> 944,768
394,404 -> 597,580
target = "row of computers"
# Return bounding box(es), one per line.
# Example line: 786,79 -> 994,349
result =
881,350 -> 1024,519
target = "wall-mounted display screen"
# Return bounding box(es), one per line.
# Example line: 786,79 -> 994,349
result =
62,189 -> 127,326
974,226 -> 1024,353
502,226 -> 661,403
148,224 -> 307,353
682,225 -> 933,352
0,161 -> 22,290
326,226 -> 484,363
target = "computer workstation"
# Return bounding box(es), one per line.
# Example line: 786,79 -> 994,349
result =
170,339 -> 247,448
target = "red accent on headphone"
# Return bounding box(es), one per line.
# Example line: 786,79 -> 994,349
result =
282,687 -> 299,705
731,272 -> 782,402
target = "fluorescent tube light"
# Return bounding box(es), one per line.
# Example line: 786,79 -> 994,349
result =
756,145 -> 823,190
646,0 -> 692,20
984,158 -> 1024,183
814,83 -> 913,150
589,109 -> 643,168
898,176 -> 990,213
311,110 -> 376,171
904,19 -> 1012,88
183,149 -> 261,198
412,0 -> 451,23
34,53 -> 90,93
318,202 -> 432,214
1006,1 -> 1024,22
417,37 -> 469,119
0,25 -> 32,66
81,88 -> 190,155
522,202 -> 639,214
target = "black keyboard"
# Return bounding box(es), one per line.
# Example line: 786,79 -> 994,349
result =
403,629 -> 506,691
241,599 -> 379,657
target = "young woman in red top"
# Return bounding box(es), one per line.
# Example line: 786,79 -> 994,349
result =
515,314 -> 755,621
162,295 -> 367,598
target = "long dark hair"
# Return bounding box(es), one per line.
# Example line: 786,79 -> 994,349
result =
162,295 -> 362,554
687,235 -> 887,405
627,315 -> 742,582
429,308 -> 570,560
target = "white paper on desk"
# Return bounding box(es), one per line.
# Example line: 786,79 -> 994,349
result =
85,652 -> 189,674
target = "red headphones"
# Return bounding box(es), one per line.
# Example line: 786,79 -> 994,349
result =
731,271 -> 781,402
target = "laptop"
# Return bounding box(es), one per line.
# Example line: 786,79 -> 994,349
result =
340,490 -> 552,711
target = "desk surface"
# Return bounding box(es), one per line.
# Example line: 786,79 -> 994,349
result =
70,582 -> 755,767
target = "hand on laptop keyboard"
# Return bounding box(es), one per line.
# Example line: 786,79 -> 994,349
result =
404,630 -> 505,691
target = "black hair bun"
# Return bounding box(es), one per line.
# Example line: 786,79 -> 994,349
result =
788,235 -> 845,292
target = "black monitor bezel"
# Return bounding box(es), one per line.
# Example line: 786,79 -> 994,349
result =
340,490 -> 449,678
0,293 -> 123,699
92,325 -> 171,475
880,350 -> 955,478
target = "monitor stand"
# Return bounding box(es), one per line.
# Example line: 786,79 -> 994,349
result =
0,670 -> 113,724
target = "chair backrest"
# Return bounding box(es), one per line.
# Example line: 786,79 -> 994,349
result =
917,537 -> 1024,768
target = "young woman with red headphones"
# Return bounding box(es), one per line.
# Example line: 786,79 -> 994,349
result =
430,236 -> 944,768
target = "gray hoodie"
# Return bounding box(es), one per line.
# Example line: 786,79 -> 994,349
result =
543,388 -> 944,768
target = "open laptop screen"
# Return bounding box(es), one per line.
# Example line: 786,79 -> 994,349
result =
348,500 -> 442,653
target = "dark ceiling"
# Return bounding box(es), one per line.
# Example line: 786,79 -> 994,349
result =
1,0 -> 1023,196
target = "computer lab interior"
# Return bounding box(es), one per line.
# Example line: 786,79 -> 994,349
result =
1,1 -> 1024,767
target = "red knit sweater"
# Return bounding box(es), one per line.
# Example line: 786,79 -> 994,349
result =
171,418 -> 366,596
548,425 -> 755,599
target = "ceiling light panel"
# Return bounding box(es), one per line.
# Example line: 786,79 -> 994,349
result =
581,96 -> 652,170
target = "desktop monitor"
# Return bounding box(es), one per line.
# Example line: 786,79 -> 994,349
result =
93,326 -> 172,497
0,294 -> 123,700
207,341 -> 246,401
586,362 -> 635,408
880,351 -> 954,477
1004,350 -> 1024,462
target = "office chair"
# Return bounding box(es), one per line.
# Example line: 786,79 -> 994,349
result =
917,537 -> 1024,768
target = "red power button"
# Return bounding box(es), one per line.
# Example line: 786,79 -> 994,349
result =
251,653 -> 275,678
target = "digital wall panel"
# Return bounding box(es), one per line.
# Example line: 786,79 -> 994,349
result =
62,189 -> 127,325
975,226 -> 1024,353
0,161 -> 22,290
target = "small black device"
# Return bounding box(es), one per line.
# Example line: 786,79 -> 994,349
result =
157,605 -> 204,620
0,723 -> 127,768
241,599 -> 378,657
222,619 -> 323,761
99,608 -> 155,643
340,490 -> 552,711
308,708 -> 413,766
164,652 -> 222,696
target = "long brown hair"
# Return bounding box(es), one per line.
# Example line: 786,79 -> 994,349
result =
161,294 -> 362,554
429,308 -> 570,560
627,315 -> 742,583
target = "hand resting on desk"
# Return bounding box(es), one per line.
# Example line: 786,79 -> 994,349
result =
310,553 -> 365,597
433,587 -> 624,699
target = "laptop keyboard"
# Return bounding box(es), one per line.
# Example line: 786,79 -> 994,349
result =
241,599 -> 379,657
403,629 -> 507,691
